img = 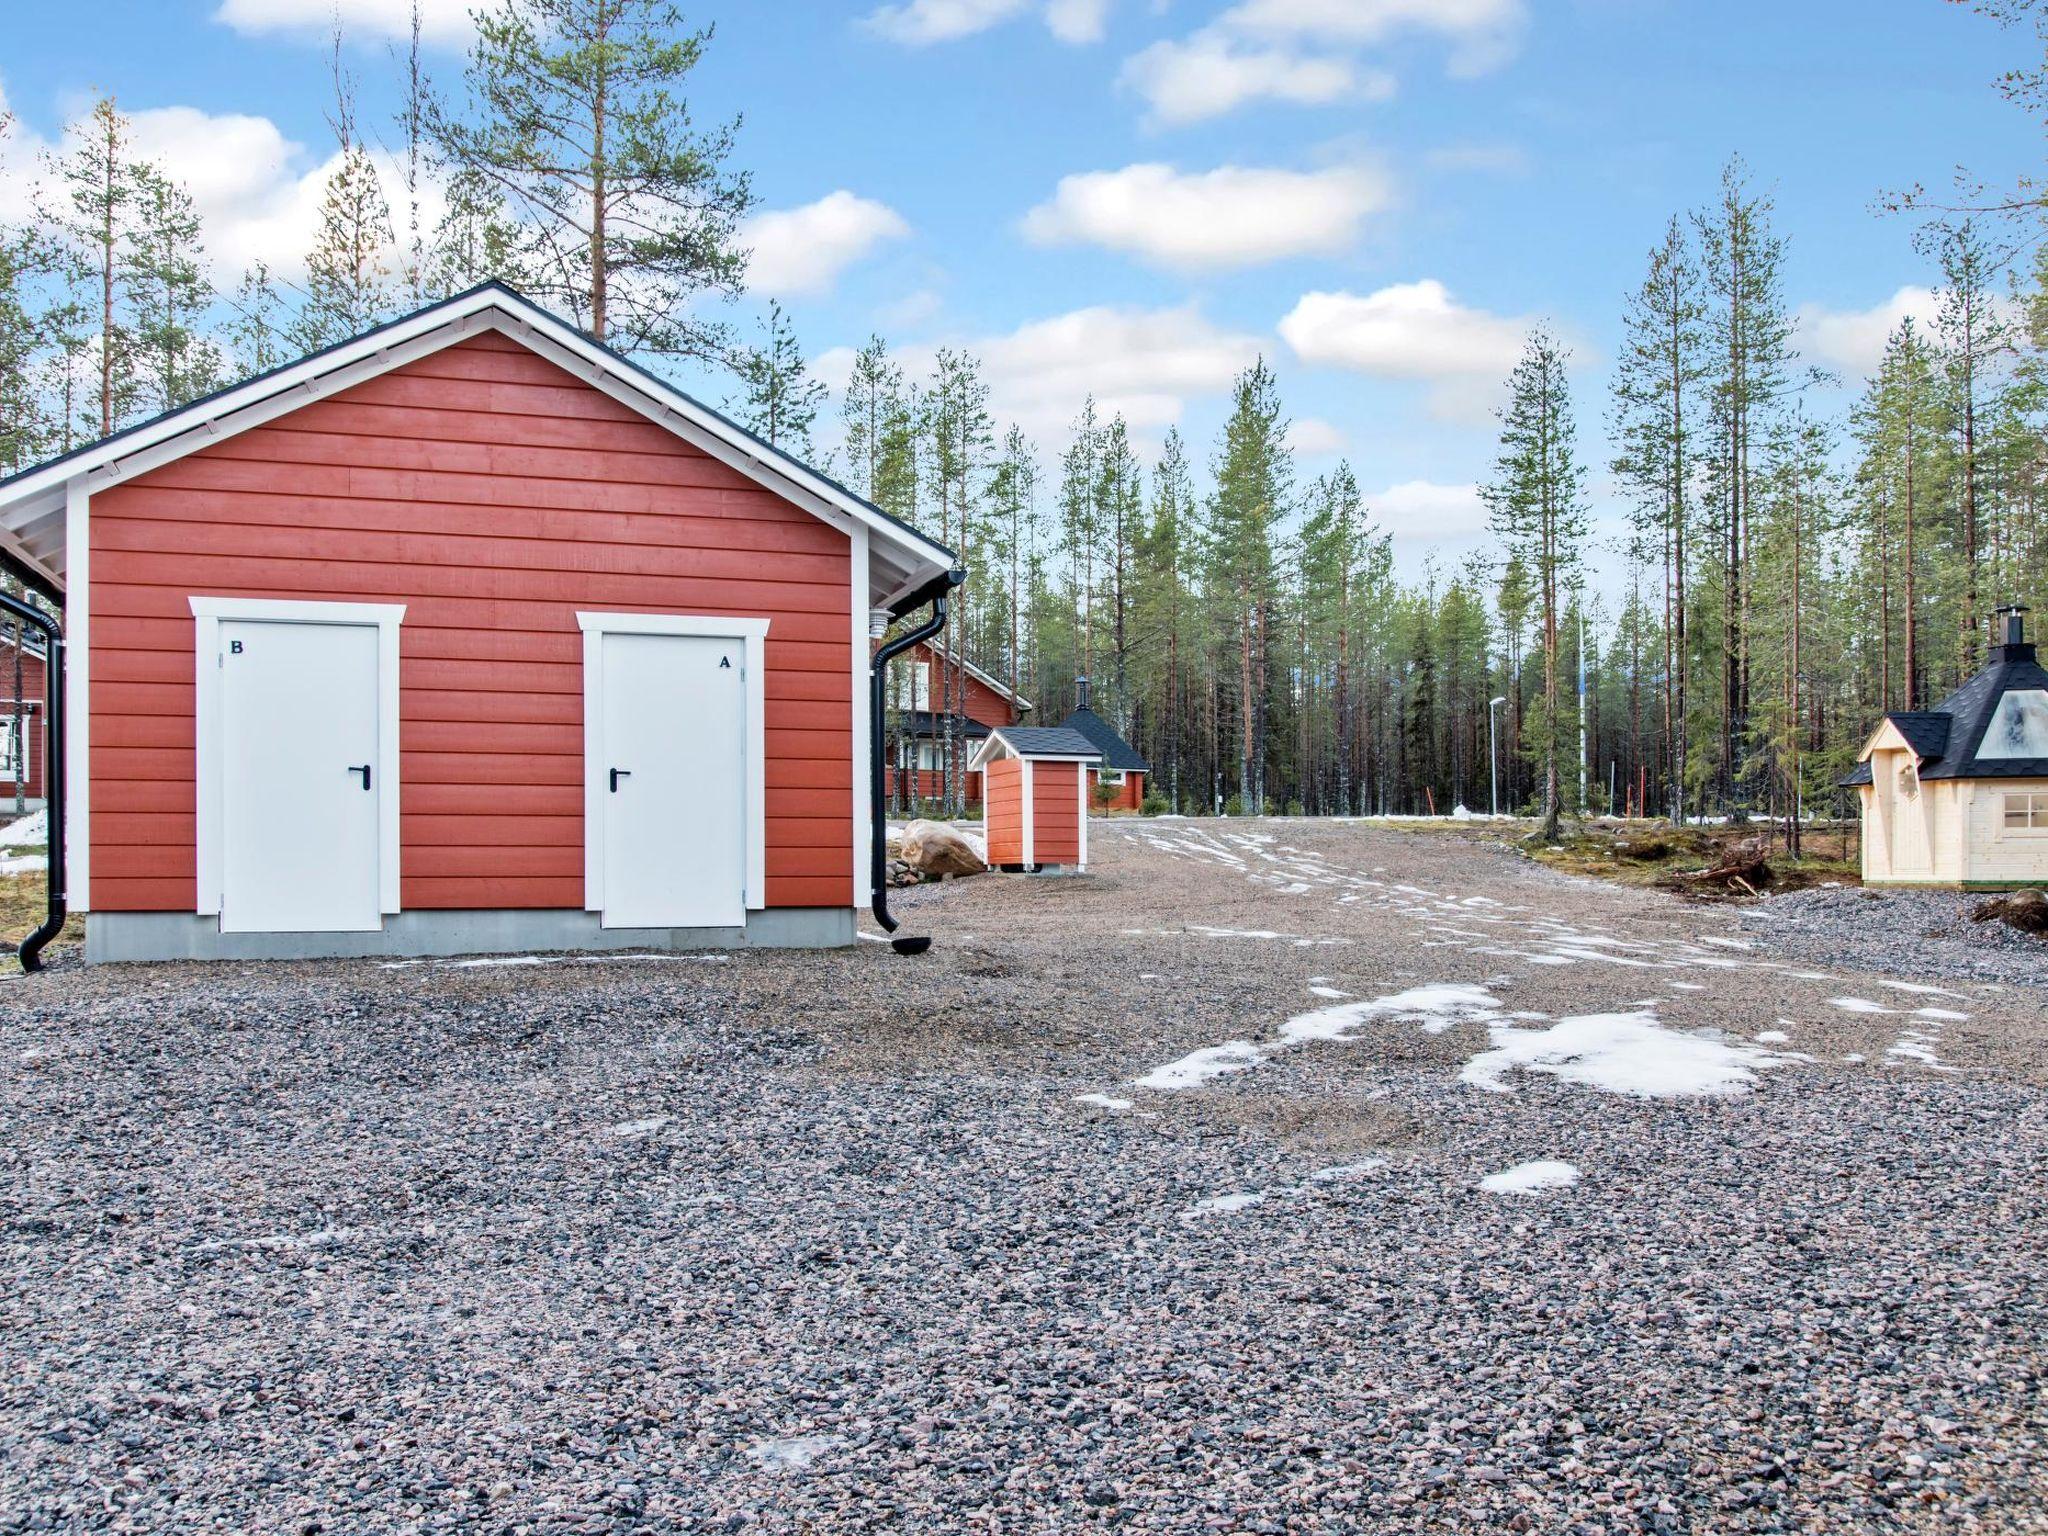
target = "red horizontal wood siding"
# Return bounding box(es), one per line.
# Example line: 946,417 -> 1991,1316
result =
88,330 -> 853,914
1030,761 -> 1082,864
1088,769 -> 1144,812
984,761 -> 1024,865
908,641 -> 1021,731
1,647 -> 48,800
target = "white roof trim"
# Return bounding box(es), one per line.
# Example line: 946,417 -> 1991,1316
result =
0,284 -> 954,593
919,641 -> 1033,712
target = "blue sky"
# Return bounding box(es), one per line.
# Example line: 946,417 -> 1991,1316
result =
0,0 -> 2035,582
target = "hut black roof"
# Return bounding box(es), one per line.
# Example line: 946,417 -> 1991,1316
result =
990,726 -> 1102,759
1058,705 -> 1150,773
1840,617 -> 2048,785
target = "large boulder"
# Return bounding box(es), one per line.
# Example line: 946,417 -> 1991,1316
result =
895,820 -> 987,880
1971,888 -> 2048,935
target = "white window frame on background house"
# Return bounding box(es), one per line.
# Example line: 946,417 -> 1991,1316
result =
189,596 -> 406,919
577,611 -> 769,915
0,713 -> 16,780
2002,790 -> 2048,833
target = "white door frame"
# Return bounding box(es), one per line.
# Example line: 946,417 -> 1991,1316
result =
578,611 -> 768,916
190,596 -> 405,918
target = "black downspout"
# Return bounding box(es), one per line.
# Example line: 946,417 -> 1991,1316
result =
870,569 -> 964,955
0,590 -> 64,972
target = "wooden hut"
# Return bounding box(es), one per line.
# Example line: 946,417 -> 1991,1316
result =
968,726 -> 1101,874
1842,606 -> 2048,888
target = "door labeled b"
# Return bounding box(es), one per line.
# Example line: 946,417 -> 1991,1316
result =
219,619 -> 383,933
597,630 -> 746,929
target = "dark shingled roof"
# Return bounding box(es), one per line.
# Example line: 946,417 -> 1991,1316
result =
990,726 -> 1102,759
891,710 -> 992,741
1839,636 -> 2048,786
1057,705 -> 1150,773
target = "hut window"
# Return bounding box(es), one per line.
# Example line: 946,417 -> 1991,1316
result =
2003,792 -> 2048,831
1897,762 -> 1917,799
1979,689 -> 2048,760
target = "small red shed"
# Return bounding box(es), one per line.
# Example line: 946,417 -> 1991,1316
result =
0,283 -> 958,963
969,726 -> 1101,874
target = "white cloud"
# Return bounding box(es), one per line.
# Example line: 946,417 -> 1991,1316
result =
741,191 -> 910,298
863,0 -> 1109,45
1281,280 -> 1545,421
1121,31 -> 1384,126
0,94 -> 450,286
1281,280 -> 1528,378
1023,161 -> 1388,271
1797,286 -> 1938,380
1370,480 -> 1488,543
1045,0 -> 1111,43
213,0 -> 477,45
1222,0 -> 1527,75
1287,417 -> 1348,457
822,302 -> 1262,445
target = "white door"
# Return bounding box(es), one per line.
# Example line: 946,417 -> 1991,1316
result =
599,631 -> 746,928
220,619 -> 382,932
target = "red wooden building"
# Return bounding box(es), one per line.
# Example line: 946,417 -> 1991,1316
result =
0,632 -> 48,803
969,726 -> 1100,873
1059,677 -> 1150,812
882,640 -> 1030,808
0,284 -> 957,962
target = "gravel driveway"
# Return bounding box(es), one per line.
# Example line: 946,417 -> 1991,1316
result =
3,819 -> 2044,1533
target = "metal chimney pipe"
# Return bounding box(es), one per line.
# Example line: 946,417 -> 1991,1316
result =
1076,675 -> 1091,711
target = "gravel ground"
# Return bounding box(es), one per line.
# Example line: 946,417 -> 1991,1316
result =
1739,884 -> 2048,989
2,819 -> 2045,1534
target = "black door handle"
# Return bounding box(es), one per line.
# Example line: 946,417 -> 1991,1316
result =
610,768 -> 631,792
349,764 -> 372,790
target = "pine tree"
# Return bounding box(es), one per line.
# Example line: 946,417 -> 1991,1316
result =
1483,328 -> 1588,842
1208,359 -> 1291,813
47,97 -> 139,436
1695,156 -> 1797,815
122,164 -> 220,413
226,262 -> 296,377
428,170 -> 524,296
433,0 -> 753,357
1096,414 -> 1142,722
729,301 -> 825,453
1611,215 -> 1707,820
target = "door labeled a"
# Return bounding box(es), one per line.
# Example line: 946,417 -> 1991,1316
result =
599,631 -> 746,929
220,619 -> 382,932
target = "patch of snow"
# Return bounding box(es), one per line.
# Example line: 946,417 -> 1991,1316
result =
1913,1007 -> 1969,1022
190,1226 -> 355,1255
1878,979 -> 1965,999
1073,1093 -> 1134,1111
607,1116 -> 671,1138
1134,1040 -> 1269,1091
0,810 -> 46,848
1842,1052 -> 1866,1063
1828,997 -> 1892,1014
1479,1160 -> 1580,1195
0,853 -> 48,874
1885,1031 -> 1956,1072
1307,985 -> 1351,1000
1186,1192 -> 1265,1216
1754,1030 -> 1790,1044
746,1434 -> 846,1473
1461,1008 -> 1800,1099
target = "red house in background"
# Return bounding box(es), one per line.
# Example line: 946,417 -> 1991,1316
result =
1060,677 -> 1149,812
0,631 -> 48,804
883,640 -> 1031,809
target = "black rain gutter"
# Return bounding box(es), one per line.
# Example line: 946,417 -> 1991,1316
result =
869,566 -> 966,956
0,583 -> 65,972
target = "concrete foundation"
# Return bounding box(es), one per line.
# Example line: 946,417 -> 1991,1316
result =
85,906 -> 857,964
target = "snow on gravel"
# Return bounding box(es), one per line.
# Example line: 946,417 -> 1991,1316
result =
1478,1159 -> 1581,1194
1461,1007 -> 1801,1098
746,1434 -> 847,1473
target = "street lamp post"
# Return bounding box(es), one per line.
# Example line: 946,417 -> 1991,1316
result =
1488,695 -> 1507,818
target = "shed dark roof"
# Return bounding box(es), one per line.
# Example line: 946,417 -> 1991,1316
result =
1057,705 -> 1150,773
1839,637 -> 2048,786
991,726 -> 1102,758
891,710 -> 992,740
